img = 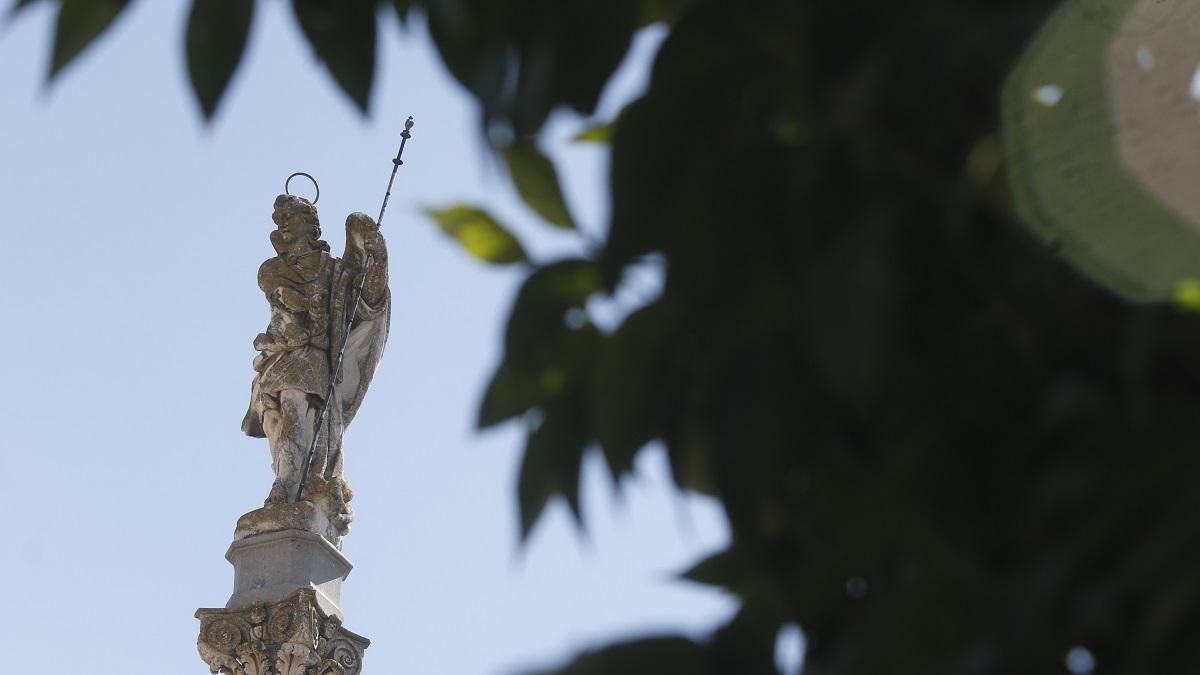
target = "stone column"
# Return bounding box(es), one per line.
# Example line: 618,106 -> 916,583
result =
203,189 -> 398,674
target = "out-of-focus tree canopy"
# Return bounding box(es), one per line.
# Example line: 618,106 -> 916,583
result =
24,0 -> 1200,672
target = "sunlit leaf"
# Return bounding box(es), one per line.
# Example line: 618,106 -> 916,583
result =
291,0 -> 376,113
186,0 -> 254,119
1175,280 -> 1200,312
425,204 -> 529,265
572,122 -> 615,144
502,141 -> 577,230
48,0 -> 131,80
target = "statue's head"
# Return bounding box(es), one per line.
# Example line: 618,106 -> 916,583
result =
272,194 -> 329,254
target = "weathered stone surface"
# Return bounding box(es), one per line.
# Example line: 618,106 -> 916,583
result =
197,191 -> 386,675
236,499 -> 347,550
197,588 -> 369,675
241,194 -> 390,546
226,529 -> 353,619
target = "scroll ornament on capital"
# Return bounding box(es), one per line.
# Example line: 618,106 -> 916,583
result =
196,590 -> 368,675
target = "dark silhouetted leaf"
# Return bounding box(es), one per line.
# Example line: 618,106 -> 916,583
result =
186,0 -> 254,119
710,604 -> 784,675
291,0 -> 376,113
503,141 -> 577,230
478,359 -> 539,429
550,3 -> 637,117
425,204 -> 529,265
591,301 -> 670,479
423,2 -> 634,139
637,0 -> 689,25
505,260 -> 600,360
510,38 -> 558,137
518,394 -> 588,540
600,98 -> 668,288
423,3 -> 506,116
390,0 -> 412,24
480,261 -> 602,430
48,0 -> 130,80
680,548 -> 746,590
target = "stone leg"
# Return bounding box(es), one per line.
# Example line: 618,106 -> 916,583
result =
262,389 -> 317,503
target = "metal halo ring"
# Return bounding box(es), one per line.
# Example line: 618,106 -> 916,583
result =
285,172 -> 320,204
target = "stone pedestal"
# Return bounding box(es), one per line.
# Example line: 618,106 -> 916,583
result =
235,498 -> 350,549
226,529 -> 352,619
197,523 -> 369,673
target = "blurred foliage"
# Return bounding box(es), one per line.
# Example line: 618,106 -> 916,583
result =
25,0 -> 1200,672
425,204 -> 530,265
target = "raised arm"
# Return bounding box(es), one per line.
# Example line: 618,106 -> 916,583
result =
344,212 -> 389,309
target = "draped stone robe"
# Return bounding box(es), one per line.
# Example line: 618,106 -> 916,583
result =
241,245 -> 390,514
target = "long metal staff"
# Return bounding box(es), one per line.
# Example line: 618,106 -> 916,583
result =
296,116 -> 415,501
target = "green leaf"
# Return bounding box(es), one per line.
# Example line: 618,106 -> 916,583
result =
389,0 -> 412,24
517,394 -> 588,540
423,3 -> 506,111
425,204 -> 529,265
478,359 -> 539,429
186,0 -> 254,119
591,301 -> 670,479
680,548 -> 746,590
549,3 -> 638,117
480,321 -> 602,430
502,141 -> 577,230
505,260 -> 600,359
291,0 -> 376,113
637,0 -> 690,25
710,604 -> 786,675
48,0 -> 131,80
480,263 -> 603,429
1175,280 -> 1200,313
572,122 -> 614,144
479,260 -> 601,430
600,98 -> 668,287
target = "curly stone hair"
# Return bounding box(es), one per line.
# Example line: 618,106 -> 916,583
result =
272,194 -> 330,252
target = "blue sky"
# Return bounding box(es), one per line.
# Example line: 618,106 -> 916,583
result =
0,2 -> 736,673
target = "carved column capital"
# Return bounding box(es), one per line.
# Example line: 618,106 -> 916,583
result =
197,589 -> 369,675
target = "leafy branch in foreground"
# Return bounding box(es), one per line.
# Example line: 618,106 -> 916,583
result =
26,0 -> 1200,672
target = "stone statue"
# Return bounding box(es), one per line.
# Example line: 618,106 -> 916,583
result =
241,194 -> 390,543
